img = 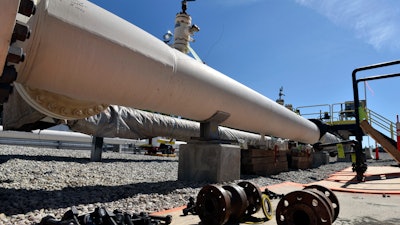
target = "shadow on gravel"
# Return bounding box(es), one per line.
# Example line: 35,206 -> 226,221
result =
0,154 -> 177,164
0,180 -> 203,216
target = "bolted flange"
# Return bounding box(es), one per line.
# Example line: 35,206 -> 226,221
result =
14,83 -> 108,120
196,184 -> 232,225
304,185 -> 339,221
276,185 -> 339,225
195,181 -> 264,225
222,184 -> 249,220
237,181 -> 263,217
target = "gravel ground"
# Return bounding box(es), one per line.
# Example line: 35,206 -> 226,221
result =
0,145 -> 396,224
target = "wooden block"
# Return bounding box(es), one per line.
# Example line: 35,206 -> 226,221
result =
242,157 -> 276,165
241,149 -> 289,175
291,156 -> 312,169
242,149 -> 276,158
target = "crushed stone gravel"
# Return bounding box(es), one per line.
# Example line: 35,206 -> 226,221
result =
0,145 -> 396,224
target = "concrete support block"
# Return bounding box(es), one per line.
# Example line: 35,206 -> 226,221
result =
178,143 -> 241,183
312,151 -> 329,168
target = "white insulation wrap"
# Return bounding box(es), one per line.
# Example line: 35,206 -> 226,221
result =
15,0 -> 321,144
67,105 -> 267,146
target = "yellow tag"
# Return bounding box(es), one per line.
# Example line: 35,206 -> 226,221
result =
351,153 -> 356,163
337,143 -> 345,158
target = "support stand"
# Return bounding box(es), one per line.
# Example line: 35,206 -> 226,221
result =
178,111 -> 241,182
91,136 -> 103,162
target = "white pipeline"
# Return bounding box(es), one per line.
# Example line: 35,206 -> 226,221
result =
0,126 -> 145,146
9,0 -> 320,144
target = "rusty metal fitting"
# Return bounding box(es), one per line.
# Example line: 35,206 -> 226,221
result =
0,84 -> 13,103
18,0 -> 36,17
196,184 -> 232,225
276,185 -> 339,225
0,65 -> 17,84
222,184 -> 249,221
195,181 -> 263,225
7,46 -> 25,63
304,185 -> 340,221
0,65 -> 15,100
12,21 -> 31,42
237,181 -> 263,217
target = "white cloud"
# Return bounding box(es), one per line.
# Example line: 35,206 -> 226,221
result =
295,0 -> 400,51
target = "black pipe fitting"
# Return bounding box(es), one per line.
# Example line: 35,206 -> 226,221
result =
6,46 -> 25,63
12,21 -> 31,42
18,0 -> 36,16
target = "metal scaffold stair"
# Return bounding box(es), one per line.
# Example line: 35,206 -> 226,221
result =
360,120 -> 400,163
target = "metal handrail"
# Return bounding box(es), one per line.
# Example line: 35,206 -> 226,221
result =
296,102 -> 396,141
295,104 -> 331,121
330,102 -> 359,124
366,108 -> 395,139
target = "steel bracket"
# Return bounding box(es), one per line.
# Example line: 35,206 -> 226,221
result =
199,111 -> 230,141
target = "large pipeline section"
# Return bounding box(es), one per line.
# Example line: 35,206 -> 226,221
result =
3,91 -> 340,148
69,105 -> 341,146
0,125 -> 146,148
68,105 -> 268,145
3,0 -> 321,144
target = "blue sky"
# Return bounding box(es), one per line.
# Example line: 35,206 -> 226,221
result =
88,0 -> 400,136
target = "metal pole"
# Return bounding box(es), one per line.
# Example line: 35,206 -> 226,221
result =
352,68 -> 366,181
352,60 -> 400,181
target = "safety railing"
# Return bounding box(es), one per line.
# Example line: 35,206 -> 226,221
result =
295,102 -> 359,125
296,102 -> 396,141
366,108 -> 395,140
295,104 -> 331,121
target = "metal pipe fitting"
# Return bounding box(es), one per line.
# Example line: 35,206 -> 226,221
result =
195,181 -> 263,225
18,0 -> 36,17
7,45 -> 25,63
276,185 -> 339,225
0,66 -> 18,84
12,21 -> 31,42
